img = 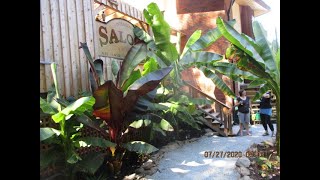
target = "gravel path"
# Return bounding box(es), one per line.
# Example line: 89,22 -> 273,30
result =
146,124 -> 276,180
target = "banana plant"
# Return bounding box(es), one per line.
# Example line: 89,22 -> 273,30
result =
80,41 -> 172,175
40,63 -> 116,179
216,16 -> 280,155
136,3 -> 241,98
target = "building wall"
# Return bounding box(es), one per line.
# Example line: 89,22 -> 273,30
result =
40,0 -> 145,97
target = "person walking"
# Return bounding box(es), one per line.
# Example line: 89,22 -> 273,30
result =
260,90 -> 275,137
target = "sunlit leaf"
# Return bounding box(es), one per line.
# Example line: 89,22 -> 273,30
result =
123,141 -> 158,154
159,119 -> 174,131
40,127 -> 60,141
40,97 -> 57,115
129,120 -> 144,128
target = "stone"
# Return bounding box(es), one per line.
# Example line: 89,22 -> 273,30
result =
205,132 -> 214,137
239,175 -> 253,180
144,168 -> 158,175
205,128 -> 213,133
135,167 -> 144,174
142,161 -> 154,170
235,166 -> 241,173
239,166 -> 250,176
123,173 -> 136,180
236,157 -> 251,168
263,140 -> 275,147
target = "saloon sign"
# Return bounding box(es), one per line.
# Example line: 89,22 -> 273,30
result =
96,19 -> 135,59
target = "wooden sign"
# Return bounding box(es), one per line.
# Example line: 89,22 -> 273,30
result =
96,19 -> 135,59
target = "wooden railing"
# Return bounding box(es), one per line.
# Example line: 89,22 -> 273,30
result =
184,81 -> 234,136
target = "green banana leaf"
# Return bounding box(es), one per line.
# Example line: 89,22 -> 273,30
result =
40,147 -> 63,170
80,42 -> 100,89
181,30 -> 202,57
76,137 -> 116,148
123,141 -> 158,154
190,19 -> 236,51
40,127 -> 61,141
118,42 -> 147,88
142,58 -> 158,76
202,68 -> 235,98
133,27 -> 156,50
94,59 -> 104,85
147,50 -> 168,68
111,59 -> 120,78
73,152 -> 105,175
143,3 -> 178,63
40,97 -> 58,115
124,66 -> 173,113
179,51 -> 223,67
177,111 -> 200,130
209,62 -> 257,80
252,84 -> 271,101
129,120 -> 144,128
52,96 -> 95,123
216,17 -> 265,67
121,70 -> 142,92
159,119 -> 174,131
247,79 -> 266,88
253,21 -> 279,84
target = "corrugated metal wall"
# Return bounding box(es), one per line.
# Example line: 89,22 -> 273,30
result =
40,0 -> 146,97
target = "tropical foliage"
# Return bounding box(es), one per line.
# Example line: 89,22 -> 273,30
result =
40,63 -> 115,179
80,40 -> 172,174
216,17 -> 280,155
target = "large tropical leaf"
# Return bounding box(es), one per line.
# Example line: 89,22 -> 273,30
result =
74,152 -> 105,175
133,27 -> 156,50
76,137 -> 116,148
94,59 -> 104,85
144,3 -> 178,63
111,60 -> 120,78
40,127 -> 61,141
123,141 -> 158,154
93,81 -> 123,141
134,96 -> 169,112
129,120 -> 144,128
75,115 -> 107,137
181,30 -> 202,57
179,51 -> 223,67
40,97 -> 57,115
252,83 -> 271,101
202,68 -> 235,98
80,42 -> 100,89
236,55 -> 272,81
123,66 -> 172,113
247,79 -> 266,88
147,50 -> 168,68
275,48 -> 280,72
40,147 -> 63,170
67,152 -> 82,164
242,33 -> 262,54
177,111 -> 200,130
52,96 -> 95,123
117,42 -> 147,88
190,19 -> 236,51
253,21 -> 279,84
142,58 -> 158,76
209,62 -> 257,81
121,69 -> 142,92
159,119 -> 174,131
216,17 -> 265,67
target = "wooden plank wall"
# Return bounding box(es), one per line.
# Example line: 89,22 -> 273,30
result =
40,0 -> 145,97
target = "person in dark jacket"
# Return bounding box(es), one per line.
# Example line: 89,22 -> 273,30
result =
260,90 -> 275,136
